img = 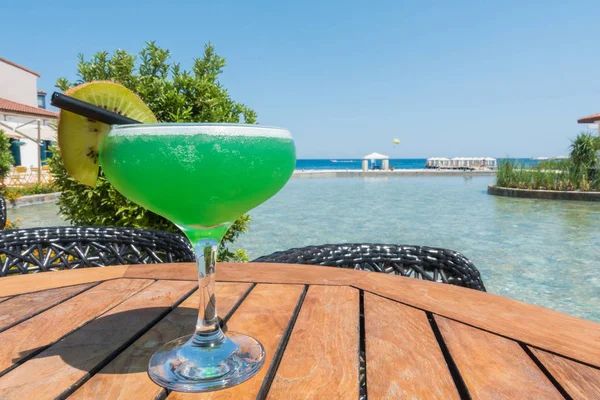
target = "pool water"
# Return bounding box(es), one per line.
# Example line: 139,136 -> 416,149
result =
235,175 -> 600,322
8,175 -> 600,322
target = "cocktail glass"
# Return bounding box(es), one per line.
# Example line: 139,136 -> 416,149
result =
99,123 -> 295,392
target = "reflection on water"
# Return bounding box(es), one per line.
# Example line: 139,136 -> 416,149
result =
6,176 -> 600,322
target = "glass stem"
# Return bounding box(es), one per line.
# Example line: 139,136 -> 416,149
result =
190,238 -> 224,347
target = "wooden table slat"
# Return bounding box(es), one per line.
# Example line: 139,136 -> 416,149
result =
0,283 -> 96,332
124,262 -> 356,286
530,347 -> 600,400
0,279 -> 196,400
71,282 -> 252,400
267,285 -> 359,399
0,278 -> 153,375
355,270 -> 600,368
435,315 -> 563,399
364,292 -> 460,399
167,283 -> 305,400
0,265 -> 128,296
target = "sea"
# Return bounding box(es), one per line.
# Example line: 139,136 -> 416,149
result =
295,158 -> 535,170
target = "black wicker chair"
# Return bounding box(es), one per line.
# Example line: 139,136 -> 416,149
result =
254,243 -> 486,291
0,226 -> 195,277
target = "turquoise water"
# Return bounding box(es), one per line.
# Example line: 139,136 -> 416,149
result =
8,175 -> 600,322
236,175 -> 600,322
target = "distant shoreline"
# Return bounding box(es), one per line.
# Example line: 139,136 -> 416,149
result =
292,169 -> 497,178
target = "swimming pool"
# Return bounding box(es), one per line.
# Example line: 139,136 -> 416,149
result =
235,175 -> 600,322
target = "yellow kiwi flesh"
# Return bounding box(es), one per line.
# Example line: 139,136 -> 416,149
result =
57,81 -> 157,186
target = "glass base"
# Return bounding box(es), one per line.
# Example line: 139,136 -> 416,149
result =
148,331 -> 265,392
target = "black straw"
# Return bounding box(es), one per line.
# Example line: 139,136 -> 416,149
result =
51,92 -> 141,125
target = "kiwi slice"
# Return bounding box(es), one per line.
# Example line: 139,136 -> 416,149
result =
57,81 -> 157,186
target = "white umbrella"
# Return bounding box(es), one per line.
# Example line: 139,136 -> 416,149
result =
0,120 -> 56,142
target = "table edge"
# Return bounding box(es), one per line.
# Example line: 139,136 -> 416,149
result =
1,262 -> 599,369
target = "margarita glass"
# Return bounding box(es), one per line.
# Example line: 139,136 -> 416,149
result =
99,123 -> 295,392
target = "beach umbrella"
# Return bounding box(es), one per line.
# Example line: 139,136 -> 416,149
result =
393,138 -> 400,145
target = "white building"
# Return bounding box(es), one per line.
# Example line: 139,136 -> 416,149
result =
426,157 -> 497,169
577,112 -> 600,135
577,112 -> 600,163
0,57 -> 57,175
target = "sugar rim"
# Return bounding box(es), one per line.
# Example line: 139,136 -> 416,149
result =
109,123 -> 292,139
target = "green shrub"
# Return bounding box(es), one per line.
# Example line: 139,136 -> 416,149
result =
496,158 -> 583,191
495,132 -> 600,192
570,133 -> 600,189
50,42 -> 256,261
0,130 -> 15,185
570,133 -> 599,170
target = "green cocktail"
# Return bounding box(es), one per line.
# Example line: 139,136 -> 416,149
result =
101,124 -> 295,241
100,123 -> 295,392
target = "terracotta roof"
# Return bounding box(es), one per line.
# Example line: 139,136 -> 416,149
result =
577,113 -> 600,124
37,89 -> 47,95
0,98 -> 57,118
0,57 -> 41,77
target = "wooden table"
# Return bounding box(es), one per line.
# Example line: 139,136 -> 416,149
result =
0,262 -> 598,399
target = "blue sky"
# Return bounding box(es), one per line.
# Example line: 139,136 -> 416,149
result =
3,0 -> 600,158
